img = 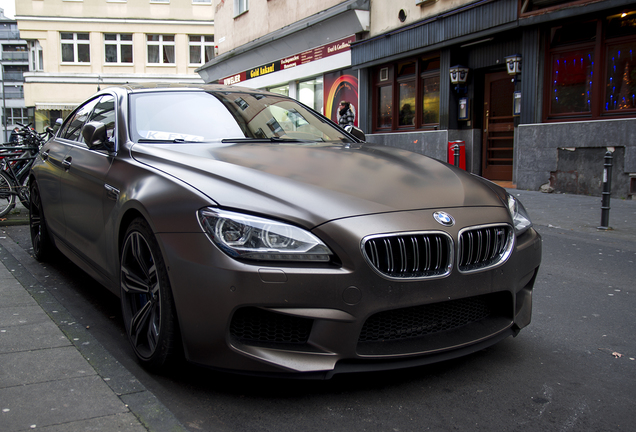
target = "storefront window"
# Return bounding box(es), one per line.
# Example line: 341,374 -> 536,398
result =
398,82 -> 416,126
373,55 -> 439,132
605,42 -> 636,111
298,77 -> 323,113
422,75 -> 440,125
549,49 -> 594,115
377,85 -> 392,129
268,84 -> 289,97
544,13 -> 636,120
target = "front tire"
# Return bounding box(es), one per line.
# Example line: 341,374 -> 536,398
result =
29,181 -> 54,261
120,218 -> 179,371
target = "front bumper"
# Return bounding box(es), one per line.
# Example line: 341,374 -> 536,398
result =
159,207 -> 541,378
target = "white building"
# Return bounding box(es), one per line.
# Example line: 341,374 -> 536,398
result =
16,0 -> 214,131
0,8 -> 28,141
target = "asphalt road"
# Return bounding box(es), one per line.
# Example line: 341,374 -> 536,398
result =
2,220 -> 635,432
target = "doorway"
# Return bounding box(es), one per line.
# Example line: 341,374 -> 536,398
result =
482,71 -> 515,181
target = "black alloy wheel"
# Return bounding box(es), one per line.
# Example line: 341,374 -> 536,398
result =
29,181 -> 53,261
120,218 -> 179,371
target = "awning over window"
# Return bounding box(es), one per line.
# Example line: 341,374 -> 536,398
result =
35,103 -> 78,111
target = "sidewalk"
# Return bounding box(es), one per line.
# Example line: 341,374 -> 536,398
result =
0,206 -> 186,431
508,188 -> 636,242
1,190 -> 635,431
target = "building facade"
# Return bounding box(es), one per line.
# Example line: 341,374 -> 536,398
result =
197,0 -> 369,125
200,0 -> 636,198
0,8 -> 28,141
16,0 -> 214,131
352,0 -> 636,197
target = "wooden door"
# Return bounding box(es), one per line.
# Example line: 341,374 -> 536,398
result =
482,71 -> 515,181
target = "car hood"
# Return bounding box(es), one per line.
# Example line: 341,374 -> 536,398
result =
130,142 -> 505,227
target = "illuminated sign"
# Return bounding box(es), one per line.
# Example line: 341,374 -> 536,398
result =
219,35 -> 355,85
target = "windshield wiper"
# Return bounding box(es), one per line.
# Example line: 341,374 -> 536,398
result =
137,138 -> 198,143
221,137 -> 322,144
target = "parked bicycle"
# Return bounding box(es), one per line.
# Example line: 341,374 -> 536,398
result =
0,123 -> 53,217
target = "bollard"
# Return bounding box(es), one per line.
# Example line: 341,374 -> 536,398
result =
598,151 -> 613,230
453,144 -> 460,167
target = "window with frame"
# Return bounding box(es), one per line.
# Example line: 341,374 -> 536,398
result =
3,108 -> 29,126
545,12 -> 636,121
189,35 -> 214,65
61,32 -> 90,63
105,34 -> 133,64
147,34 -> 175,64
30,40 -> 44,71
234,0 -> 248,17
373,55 -> 440,132
298,76 -> 324,113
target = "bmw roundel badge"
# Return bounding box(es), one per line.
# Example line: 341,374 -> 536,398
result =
433,211 -> 455,227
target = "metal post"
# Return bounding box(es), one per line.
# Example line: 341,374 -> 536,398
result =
1,59 -> 6,142
453,144 -> 460,167
598,151 -> 613,230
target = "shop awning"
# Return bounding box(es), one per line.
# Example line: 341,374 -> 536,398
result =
35,103 -> 78,111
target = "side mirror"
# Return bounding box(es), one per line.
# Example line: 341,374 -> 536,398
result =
344,125 -> 365,142
82,121 -> 114,152
52,118 -> 63,133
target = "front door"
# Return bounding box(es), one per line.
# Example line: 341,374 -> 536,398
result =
482,71 -> 515,181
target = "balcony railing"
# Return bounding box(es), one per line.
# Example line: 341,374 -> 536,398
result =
1,52 -> 29,62
2,72 -> 24,82
0,31 -> 22,40
1,87 -> 25,99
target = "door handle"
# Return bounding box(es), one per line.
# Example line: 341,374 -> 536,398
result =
485,110 -> 489,133
41,150 -> 49,161
62,157 -> 72,170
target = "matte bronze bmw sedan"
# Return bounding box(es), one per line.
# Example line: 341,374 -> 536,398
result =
29,83 -> 541,378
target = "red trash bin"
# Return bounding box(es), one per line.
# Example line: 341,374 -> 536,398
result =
448,141 -> 466,170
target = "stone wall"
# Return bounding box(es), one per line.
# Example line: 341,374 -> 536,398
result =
366,130 -> 481,174
516,118 -> 636,197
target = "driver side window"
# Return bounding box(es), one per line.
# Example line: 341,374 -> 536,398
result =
87,95 -> 116,144
58,95 -> 116,145
60,98 -> 100,142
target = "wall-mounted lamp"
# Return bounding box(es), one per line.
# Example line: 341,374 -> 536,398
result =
449,65 -> 469,93
505,54 -> 521,75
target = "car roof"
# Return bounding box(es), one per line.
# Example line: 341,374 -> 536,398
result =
111,82 -> 273,96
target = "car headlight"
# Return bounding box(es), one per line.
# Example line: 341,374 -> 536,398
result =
198,208 -> 333,262
506,194 -> 533,235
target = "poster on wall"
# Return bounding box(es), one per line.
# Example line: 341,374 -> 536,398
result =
324,68 -> 359,127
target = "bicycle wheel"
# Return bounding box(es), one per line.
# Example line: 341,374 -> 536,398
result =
0,171 -> 16,217
18,175 -> 30,209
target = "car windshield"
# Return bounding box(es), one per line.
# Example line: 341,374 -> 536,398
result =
128,90 -> 351,144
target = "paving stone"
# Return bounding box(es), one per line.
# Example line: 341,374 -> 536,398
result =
0,375 -> 129,431
0,346 -> 96,388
